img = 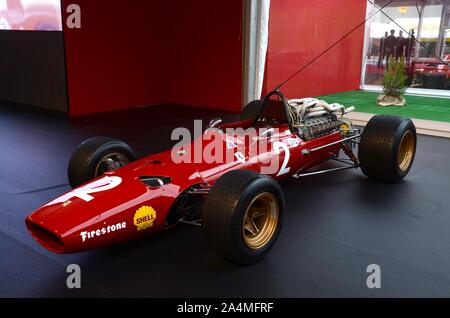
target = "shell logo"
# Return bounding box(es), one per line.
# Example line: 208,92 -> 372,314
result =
133,206 -> 157,231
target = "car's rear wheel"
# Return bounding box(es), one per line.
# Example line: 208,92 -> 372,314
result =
202,170 -> 285,264
240,99 -> 264,121
358,115 -> 416,182
68,137 -> 136,188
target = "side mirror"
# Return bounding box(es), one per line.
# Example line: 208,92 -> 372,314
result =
208,117 -> 223,128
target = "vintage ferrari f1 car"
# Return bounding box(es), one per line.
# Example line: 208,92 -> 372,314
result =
25,90 -> 417,264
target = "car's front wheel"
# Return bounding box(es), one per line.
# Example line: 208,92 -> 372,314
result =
202,170 -> 285,264
68,137 -> 136,188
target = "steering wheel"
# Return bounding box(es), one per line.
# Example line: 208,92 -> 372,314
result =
257,116 -> 280,126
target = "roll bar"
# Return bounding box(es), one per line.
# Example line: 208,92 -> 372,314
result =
257,90 -> 296,133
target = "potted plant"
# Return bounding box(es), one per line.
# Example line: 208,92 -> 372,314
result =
378,56 -> 408,107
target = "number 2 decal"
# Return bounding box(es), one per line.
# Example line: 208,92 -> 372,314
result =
273,141 -> 291,176
46,176 -> 122,206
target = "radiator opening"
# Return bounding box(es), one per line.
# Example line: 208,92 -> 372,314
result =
26,220 -> 65,253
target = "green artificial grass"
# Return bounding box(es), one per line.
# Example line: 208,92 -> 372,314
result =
318,90 -> 450,123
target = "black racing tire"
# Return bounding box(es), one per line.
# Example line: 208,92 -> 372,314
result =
358,115 -> 416,183
202,170 -> 285,264
240,99 -> 264,121
68,137 -> 136,188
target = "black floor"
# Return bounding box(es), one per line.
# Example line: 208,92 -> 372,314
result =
1,102 -> 450,298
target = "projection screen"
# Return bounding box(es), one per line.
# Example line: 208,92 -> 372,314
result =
0,0 -> 62,31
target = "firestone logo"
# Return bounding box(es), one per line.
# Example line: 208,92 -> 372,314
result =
80,222 -> 127,242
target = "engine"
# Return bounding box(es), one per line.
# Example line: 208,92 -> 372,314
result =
297,115 -> 342,141
287,98 -> 355,141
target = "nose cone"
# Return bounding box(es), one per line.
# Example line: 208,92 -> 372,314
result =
25,151 -> 205,254
25,175 -> 156,253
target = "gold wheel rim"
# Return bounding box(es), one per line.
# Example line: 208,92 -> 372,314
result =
397,130 -> 415,172
242,192 -> 279,250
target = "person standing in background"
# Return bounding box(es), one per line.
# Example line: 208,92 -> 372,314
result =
384,29 -> 397,67
396,30 -> 407,60
406,29 -> 415,64
378,31 -> 388,68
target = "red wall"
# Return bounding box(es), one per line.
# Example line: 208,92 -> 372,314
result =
263,0 -> 367,98
62,0 -> 166,116
165,1 -> 243,112
63,0 -> 365,116
62,0 -> 243,116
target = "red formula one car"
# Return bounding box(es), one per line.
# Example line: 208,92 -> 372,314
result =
409,57 -> 450,89
25,91 -> 417,264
